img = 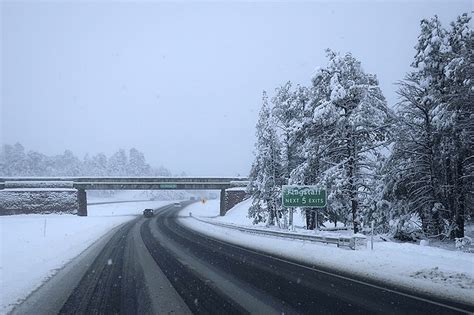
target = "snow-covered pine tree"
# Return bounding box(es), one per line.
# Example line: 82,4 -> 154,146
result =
387,14 -> 472,239
285,85 -> 311,227
82,154 -> 94,175
0,143 -> 27,176
389,73 -> 443,237
272,81 -> 295,183
298,50 -> 391,233
436,13 -> 473,237
272,82 -> 307,227
248,91 -> 283,226
289,82 -> 326,230
273,81 -> 295,182
90,153 -> 108,176
412,16 -> 451,237
364,154 -> 392,233
152,166 -> 172,176
107,149 -> 128,176
56,150 -> 81,176
24,151 -> 47,176
128,148 -> 151,176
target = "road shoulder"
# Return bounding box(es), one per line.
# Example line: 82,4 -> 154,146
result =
10,221 -> 127,315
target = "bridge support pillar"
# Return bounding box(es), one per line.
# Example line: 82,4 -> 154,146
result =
220,189 -> 226,216
219,188 -> 247,216
77,189 -> 88,216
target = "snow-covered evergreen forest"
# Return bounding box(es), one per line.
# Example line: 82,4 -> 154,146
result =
0,143 -> 174,177
248,14 -> 473,241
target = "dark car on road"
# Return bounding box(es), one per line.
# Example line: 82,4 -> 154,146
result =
143,208 -> 154,218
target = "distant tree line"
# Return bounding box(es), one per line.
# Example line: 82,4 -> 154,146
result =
248,14 -> 473,240
0,143 -> 173,177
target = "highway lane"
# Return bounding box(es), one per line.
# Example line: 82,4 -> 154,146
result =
144,206 -> 473,315
13,203 -> 473,314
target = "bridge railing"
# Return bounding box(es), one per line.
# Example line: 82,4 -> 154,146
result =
0,176 -> 248,182
0,177 -> 249,190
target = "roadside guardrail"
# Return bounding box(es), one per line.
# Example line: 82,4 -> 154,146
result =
190,216 -> 366,250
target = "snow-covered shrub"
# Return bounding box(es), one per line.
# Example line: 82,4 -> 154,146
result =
455,236 -> 472,251
389,214 -> 423,241
419,240 -> 430,246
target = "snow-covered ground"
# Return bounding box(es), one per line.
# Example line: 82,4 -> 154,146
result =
0,200 -> 176,314
87,190 -> 152,204
179,200 -> 474,305
213,198 -> 347,232
87,190 -> 198,204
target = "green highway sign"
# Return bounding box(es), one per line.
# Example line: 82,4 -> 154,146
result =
160,183 -> 178,189
282,185 -> 327,208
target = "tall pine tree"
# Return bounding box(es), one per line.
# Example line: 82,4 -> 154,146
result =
248,91 -> 283,226
294,50 -> 392,233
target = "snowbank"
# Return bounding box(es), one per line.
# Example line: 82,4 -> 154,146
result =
179,200 -> 474,305
0,200 -> 175,314
195,198 -> 322,229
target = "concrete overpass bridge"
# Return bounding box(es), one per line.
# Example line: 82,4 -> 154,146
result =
0,177 -> 249,216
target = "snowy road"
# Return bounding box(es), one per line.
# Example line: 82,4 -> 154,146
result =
11,203 -> 474,314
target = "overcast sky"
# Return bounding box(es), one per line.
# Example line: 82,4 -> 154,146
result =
0,1 -> 470,176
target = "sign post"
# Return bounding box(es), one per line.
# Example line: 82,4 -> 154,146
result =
282,185 -> 327,231
289,208 -> 294,231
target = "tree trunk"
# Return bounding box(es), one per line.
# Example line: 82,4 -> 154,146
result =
445,156 -> 455,238
348,154 -> 359,233
306,209 -> 316,230
275,209 -> 282,228
267,204 -> 275,227
351,196 -> 359,234
346,123 -> 359,234
305,209 -> 311,229
454,154 -> 465,238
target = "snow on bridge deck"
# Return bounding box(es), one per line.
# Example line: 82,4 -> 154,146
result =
0,177 -> 249,190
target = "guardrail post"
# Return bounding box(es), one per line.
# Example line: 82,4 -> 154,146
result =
289,208 -> 294,231
349,237 -> 356,250
220,189 -> 226,216
77,189 -> 88,216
